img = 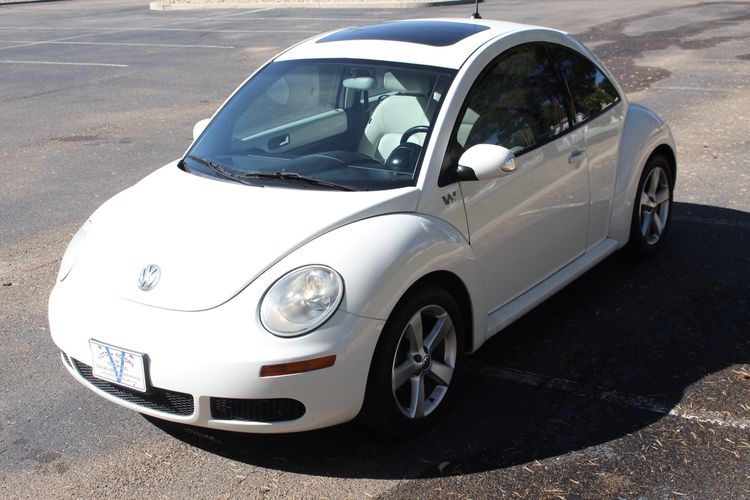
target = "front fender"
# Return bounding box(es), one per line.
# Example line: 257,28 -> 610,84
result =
262,213 -> 487,350
610,103 -> 676,246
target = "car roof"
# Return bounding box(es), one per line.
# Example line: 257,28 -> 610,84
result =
275,18 -> 565,70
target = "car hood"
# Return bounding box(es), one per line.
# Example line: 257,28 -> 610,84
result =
76,163 -> 420,311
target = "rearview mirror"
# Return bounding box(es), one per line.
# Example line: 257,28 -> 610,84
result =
192,118 -> 211,141
452,144 -> 517,182
342,76 -> 376,90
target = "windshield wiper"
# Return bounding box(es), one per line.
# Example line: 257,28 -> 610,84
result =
184,155 -> 253,185
184,156 -> 355,191
237,171 -> 356,191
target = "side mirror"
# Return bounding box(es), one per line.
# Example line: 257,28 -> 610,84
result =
451,144 -> 517,182
192,118 -> 211,141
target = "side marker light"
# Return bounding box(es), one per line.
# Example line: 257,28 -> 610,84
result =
260,355 -> 336,377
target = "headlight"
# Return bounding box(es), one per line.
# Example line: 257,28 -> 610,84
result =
57,220 -> 92,282
260,265 -> 344,337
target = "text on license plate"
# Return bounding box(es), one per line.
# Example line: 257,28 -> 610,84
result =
89,340 -> 147,393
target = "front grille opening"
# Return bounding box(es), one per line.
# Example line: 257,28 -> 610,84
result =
70,357 -> 194,416
210,397 -> 306,422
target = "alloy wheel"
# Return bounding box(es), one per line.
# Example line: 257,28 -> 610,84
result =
639,165 -> 671,245
391,304 -> 457,419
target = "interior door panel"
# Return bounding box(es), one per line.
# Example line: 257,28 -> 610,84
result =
238,108 -> 348,154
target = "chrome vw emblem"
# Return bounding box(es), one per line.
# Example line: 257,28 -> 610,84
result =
138,264 -> 161,291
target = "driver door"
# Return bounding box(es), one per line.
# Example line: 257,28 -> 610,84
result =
454,44 -> 590,313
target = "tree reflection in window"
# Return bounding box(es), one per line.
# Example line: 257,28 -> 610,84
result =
552,46 -> 620,125
461,45 -> 570,155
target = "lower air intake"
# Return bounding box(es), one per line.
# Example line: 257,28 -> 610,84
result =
210,397 -> 306,422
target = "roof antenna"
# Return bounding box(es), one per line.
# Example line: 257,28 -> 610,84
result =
471,0 -> 482,19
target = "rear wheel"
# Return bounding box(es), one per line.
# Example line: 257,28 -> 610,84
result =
629,155 -> 674,255
361,286 -> 464,436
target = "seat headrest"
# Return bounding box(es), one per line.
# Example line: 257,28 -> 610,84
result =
383,71 -> 430,95
266,67 -> 320,107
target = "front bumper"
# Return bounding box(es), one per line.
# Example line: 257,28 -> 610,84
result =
49,277 -> 385,433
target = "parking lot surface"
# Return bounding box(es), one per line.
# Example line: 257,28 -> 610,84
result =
1,0 -> 749,498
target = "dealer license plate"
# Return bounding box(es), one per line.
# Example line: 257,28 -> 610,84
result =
89,340 -> 147,392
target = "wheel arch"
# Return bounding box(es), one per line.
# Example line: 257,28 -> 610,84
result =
651,143 -> 677,183
609,103 -> 677,247
398,270 -> 475,354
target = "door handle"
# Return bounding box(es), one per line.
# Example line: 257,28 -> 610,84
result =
268,134 -> 290,150
568,148 -> 586,165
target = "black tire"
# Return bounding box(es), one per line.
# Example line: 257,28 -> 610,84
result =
628,154 -> 674,256
359,286 -> 464,436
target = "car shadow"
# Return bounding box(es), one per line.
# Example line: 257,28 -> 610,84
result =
145,201 -> 750,479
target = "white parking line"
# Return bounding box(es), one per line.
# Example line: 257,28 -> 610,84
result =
199,7 -> 276,18
0,26 -> 320,36
463,360 -> 750,430
0,16 -> 376,30
0,7 -> 293,73
700,58 -> 750,63
0,7 -> 285,52
650,86 -> 731,92
200,16 -> 392,21
0,30 -> 129,51
0,40 -> 234,49
673,409 -> 750,430
0,60 -> 128,68
0,27 -> 318,34
120,28 -> 318,33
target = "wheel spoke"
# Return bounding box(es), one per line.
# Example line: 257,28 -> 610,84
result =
427,360 -> 453,387
423,313 -> 449,353
641,211 -> 652,236
392,359 -> 420,391
640,191 -> 652,209
654,187 -> 670,206
408,375 -> 425,418
653,212 -> 665,236
405,313 -> 423,353
648,168 -> 660,196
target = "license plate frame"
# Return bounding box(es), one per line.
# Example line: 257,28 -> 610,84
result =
89,339 -> 148,393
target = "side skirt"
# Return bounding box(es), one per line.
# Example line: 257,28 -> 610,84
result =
484,238 -> 619,341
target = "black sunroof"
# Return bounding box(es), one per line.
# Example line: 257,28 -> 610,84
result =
317,21 -> 490,47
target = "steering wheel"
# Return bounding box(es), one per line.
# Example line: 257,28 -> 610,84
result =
400,125 -> 430,144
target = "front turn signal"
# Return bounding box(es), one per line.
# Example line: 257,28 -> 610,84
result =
260,355 -> 336,377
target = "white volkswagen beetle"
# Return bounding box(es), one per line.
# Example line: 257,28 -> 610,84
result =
50,18 -> 675,435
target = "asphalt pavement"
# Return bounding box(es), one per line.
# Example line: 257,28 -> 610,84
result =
1,0 -> 749,498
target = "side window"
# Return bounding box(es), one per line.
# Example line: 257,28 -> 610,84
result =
456,44 -> 570,156
552,46 -> 620,125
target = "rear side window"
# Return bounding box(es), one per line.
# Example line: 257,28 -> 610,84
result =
552,46 -> 620,125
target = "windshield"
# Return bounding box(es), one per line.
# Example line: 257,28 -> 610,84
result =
183,59 -> 455,191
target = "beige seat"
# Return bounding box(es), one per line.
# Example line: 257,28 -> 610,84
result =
358,71 -> 431,162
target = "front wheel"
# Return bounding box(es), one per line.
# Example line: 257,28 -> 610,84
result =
629,154 -> 674,256
360,287 -> 464,436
